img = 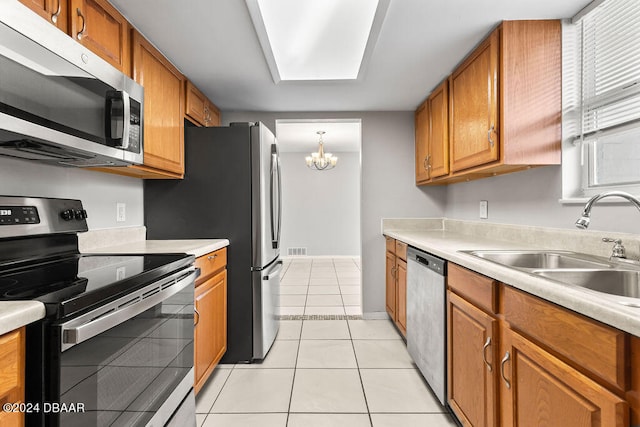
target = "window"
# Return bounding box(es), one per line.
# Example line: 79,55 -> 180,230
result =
562,0 -> 640,200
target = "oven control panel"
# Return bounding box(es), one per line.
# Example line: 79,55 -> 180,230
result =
0,206 -> 40,225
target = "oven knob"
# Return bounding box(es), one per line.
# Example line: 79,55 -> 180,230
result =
74,209 -> 88,220
60,209 -> 74,221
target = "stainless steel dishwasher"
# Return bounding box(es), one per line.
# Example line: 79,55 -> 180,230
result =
407,246 -> 447,406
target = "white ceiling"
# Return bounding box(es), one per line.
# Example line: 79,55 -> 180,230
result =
109,0 -> 591,112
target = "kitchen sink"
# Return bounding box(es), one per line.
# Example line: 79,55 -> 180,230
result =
462,249 -> 640,305
533,269 -> 640,301
464,250 -> 612,270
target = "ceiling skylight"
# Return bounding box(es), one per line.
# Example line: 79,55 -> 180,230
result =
246,0 -> 389,82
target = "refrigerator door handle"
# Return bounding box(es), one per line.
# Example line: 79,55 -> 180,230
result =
270,151 -> 278,248
275,152 -> 282,248
263,260 -> 283,280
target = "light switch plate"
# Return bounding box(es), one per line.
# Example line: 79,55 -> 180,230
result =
479,200 -> 488,219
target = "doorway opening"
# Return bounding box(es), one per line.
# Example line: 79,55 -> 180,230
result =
275,118 -> 362,318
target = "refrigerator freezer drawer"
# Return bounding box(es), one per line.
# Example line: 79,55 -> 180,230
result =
252,259 -> 282,359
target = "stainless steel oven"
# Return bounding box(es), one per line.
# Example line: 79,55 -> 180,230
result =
0,196 -> 196,427
52,267 -> 196,427
0,3 -> 143,167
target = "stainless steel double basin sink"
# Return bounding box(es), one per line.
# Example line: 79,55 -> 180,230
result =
462,250 -> 640,305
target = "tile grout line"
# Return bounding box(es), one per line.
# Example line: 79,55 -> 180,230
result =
346,318 -> 375,427
284,319 -> 303,427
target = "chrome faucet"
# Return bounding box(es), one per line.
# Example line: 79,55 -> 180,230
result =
575,191 -> 640,229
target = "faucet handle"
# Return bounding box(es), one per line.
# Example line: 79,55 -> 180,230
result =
602,237 -> 626,259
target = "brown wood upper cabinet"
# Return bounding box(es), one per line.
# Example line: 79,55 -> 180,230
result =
69,0 -> 130,74
106,30 -> 185,179
415,101 -> 429,184
415,80 -> 449,185
417,20 -> 561,185
186,81 -> 221,127
19,0 -> 69,32
18,0 -> 129,74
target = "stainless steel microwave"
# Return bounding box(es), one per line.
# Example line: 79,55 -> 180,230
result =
0,3 -> 143,167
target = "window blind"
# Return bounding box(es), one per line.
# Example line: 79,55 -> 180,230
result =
578,0 -> 640,139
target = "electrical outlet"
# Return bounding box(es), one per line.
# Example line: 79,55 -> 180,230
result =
116,203 -> 126,222
479,200 -> 489,219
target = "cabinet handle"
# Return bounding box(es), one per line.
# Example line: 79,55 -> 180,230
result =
500,351 -> 511,389
51,0 -> 61,24
487,125 -> 496,148
482,336 -> 492,372
194,307 -> 200,326
391,266 -> 396,279
207,254 -> 217,261
76,8 -> 86,40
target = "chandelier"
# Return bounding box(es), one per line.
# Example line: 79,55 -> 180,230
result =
305,131 -> 338,170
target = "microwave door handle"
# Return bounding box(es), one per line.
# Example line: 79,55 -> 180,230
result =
121,90 -> 130,150
105,90 -> 130,149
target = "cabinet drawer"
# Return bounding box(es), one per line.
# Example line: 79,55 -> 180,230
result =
447,263 -> 497,314
395,241 -> 407,261
385,237 -> 396,254
195,248 -> 227,285
502,285 -> 627,393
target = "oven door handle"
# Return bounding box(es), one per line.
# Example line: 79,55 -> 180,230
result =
59,267 -> 196,352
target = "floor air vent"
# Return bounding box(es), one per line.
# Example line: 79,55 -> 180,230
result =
287,247 -> 307,256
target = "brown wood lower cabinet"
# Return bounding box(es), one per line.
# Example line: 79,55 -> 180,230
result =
0,327 -> 25,427
194,248 -> 227,395
500,326 -> 628,427
447,291 -> 498,427
448,262 -> 632,427
384,237 -> 407,336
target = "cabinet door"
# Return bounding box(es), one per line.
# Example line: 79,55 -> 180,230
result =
499,327 -> 628,427
415,101 -> 430,184
132,31 -> 185,177
0,328 -> 25,427
395,258 -> 407,336
19,0 -> 68,32
69,0 -> 129,74
447,291 -> 498,427
205,100 -> 221,127
385,251 -> 396,321
428,79 -> 449,179
450,29 -> 499,172
194,269 -> 227,395
185,81 -> 206,126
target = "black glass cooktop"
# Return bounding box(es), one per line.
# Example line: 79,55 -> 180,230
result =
0,253 -> 193,318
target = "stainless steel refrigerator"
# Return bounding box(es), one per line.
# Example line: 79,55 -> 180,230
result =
144,122 -> 282,363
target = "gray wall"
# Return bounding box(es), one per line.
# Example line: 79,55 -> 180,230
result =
279,151 -> 360,256
0,156 -> 144,229
223,111 -> 447,316
444,165 -> 640,234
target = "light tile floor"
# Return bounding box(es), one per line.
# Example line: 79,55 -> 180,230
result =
195,319 -> 458,427
279,257 -> 363,316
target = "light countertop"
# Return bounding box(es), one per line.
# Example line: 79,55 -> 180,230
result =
384,226 -> 640,337
84,239 -> 230,258
0,301 -> 46,335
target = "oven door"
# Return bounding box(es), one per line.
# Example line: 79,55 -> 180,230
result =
50,267 -> 196,427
